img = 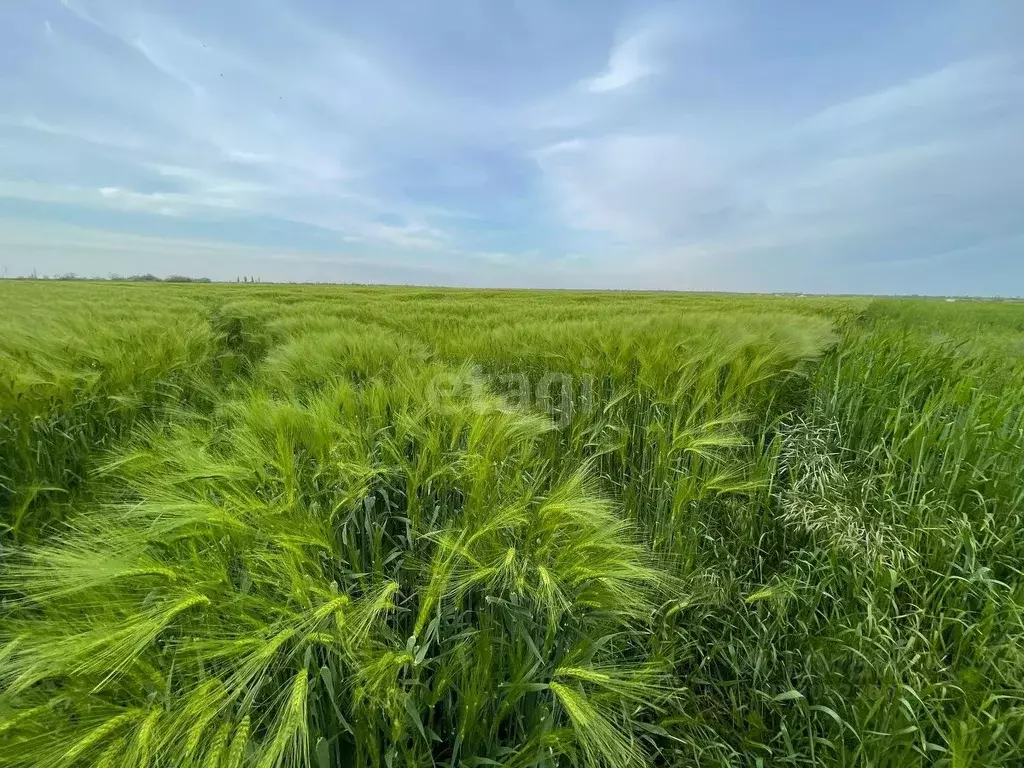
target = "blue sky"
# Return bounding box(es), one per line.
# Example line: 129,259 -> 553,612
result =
1,0 -> 1022,293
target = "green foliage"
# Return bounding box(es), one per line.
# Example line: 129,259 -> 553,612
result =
1,281 -> 1022,766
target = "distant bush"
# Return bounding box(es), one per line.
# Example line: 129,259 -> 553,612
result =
164,275 -> 211,283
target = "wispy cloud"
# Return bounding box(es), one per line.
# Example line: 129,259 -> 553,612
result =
584,30 -> 659,94
580,4 -> 706,95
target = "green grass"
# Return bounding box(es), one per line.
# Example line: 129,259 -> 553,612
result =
1,281 -> 1022,766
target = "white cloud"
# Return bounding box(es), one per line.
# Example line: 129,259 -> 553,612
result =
799,57 -> 1017,137
537,51 -> 1024,285
584,29 -> 658,93
580,3 -> 717,96
535,134 -> 745,243
1,0 -> 476,253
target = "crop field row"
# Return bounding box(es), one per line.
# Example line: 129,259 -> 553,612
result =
1,281 -> 1022,766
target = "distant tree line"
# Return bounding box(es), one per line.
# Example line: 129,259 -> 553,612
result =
129,274 -> 213,283
5,272 -> 213,283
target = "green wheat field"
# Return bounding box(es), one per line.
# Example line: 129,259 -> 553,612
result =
1,280 -> 1022,767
